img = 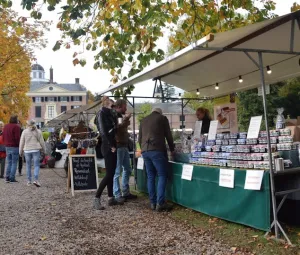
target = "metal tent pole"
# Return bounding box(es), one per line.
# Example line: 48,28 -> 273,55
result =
258,52 -> 279,238
132,97 -> 137,190
181,98 -> 184,129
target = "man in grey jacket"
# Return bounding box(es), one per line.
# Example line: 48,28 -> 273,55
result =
138,108 -> 175,212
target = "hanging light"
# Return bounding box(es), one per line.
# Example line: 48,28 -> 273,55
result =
267,65 -> 272,74
178,93 -> 182,99
215,83 -> 219,90
196,89 -> 200,95
239,75 -> 243,83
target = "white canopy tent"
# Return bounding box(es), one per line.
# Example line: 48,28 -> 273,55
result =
98,10 -> 300,244
99,11 -> 300,98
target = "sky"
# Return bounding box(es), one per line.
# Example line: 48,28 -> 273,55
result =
11,0 -> 299,100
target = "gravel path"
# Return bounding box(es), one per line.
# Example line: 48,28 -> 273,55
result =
0,168 -> 247,255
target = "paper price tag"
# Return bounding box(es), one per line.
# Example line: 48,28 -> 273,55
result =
137,158 -> 144,170
244,170 -> 264,190
208,120 -> 218,140
181,164 -> 194,181
194,121 -> 203,138
247,116 -> 262,139
219,169 -> 235,188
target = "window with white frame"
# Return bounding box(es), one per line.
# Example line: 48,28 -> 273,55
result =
48,97 -> 55,102
48,106 -> 55,119
33,72 -> 37,78
73,96 -> 80,101
35,97 -> 42,103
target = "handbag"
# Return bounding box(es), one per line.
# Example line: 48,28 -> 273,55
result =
32,130 -> 45,163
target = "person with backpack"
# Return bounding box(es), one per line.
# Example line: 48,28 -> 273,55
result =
19,119 -> 46,187
0,121 -> 6,178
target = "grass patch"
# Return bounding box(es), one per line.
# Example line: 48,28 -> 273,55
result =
131,188 -> 300,254
169,205 -> 300,255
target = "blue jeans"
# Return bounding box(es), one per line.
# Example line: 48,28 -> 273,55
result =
24,151 -> 41,182
142,151 -> 168,205
5,147 -> 19,181
113,147 -> 132,198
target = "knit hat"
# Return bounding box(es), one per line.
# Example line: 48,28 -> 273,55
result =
152,108 -> 162,114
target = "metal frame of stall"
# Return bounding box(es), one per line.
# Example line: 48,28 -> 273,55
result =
98,11 -> 300,244
103,54 -> 300,245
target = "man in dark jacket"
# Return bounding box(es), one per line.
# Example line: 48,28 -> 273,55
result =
113,99 -> 137,201
3,115 -> 21,183
138,108 -> 175,211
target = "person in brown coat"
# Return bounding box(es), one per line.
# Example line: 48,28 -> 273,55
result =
138,108 -> 175,212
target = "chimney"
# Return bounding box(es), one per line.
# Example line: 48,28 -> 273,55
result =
50,66 -> 53,83
75,78 -> 80,84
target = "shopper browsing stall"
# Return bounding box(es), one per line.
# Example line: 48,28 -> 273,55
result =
196,107 -> 211,134
93,97 -> 124,210
113,99 -> 137,201
138,108 -> 175,212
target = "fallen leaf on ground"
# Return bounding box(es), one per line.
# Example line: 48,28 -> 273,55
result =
40,236 -> 47,241
252,235 -> 259,238
230,247 -> 237,252
51,203 -> 56,206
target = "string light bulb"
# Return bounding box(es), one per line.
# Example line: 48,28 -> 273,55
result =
215,83 -> 219,90
267,66 -> 272,74
239,75 -> 243,83
196,89 -> 200,95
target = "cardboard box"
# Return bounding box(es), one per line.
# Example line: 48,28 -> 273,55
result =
286,116 -> 300,142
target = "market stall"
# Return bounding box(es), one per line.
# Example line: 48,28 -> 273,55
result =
98,11 -> 300,243
43,101 -> 104,169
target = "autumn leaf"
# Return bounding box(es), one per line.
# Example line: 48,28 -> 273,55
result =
73,58 -> 80,66
40,236 -> 47,241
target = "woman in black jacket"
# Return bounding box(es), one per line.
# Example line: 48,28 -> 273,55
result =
93,96 -> 124,210
196,107 -> 212,134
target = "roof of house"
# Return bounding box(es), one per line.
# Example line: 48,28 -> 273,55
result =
132,102 -> 195,114
30,81 -> 87,92
31,64 -> 44,71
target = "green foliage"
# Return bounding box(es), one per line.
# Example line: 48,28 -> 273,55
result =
278,78 -> 300,119
161,83 -> 176,102
3,0 -> 278,98
137,103 -> 152,124
237,84 -> 285,131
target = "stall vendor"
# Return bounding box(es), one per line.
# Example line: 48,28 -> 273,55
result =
196,107 -> 211,134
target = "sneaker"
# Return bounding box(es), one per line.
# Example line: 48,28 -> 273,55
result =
10,179 -> 18,183
150,204 -> 156,210
156,203 -> 173,212
122,193 -> 138,201
19,173 -> 23,176
27,181 -> 32,186
5,177 -> 10,183
108,197 -> 125,206
33,181 -> 41,187
93,198 -> 105,210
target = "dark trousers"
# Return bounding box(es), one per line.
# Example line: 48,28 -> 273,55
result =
95,148 -> 117,198
18,156 -> 23,174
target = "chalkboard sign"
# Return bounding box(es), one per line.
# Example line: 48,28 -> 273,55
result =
69,155 -> 99,196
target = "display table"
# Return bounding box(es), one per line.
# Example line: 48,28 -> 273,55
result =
137,162 -> 271,231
